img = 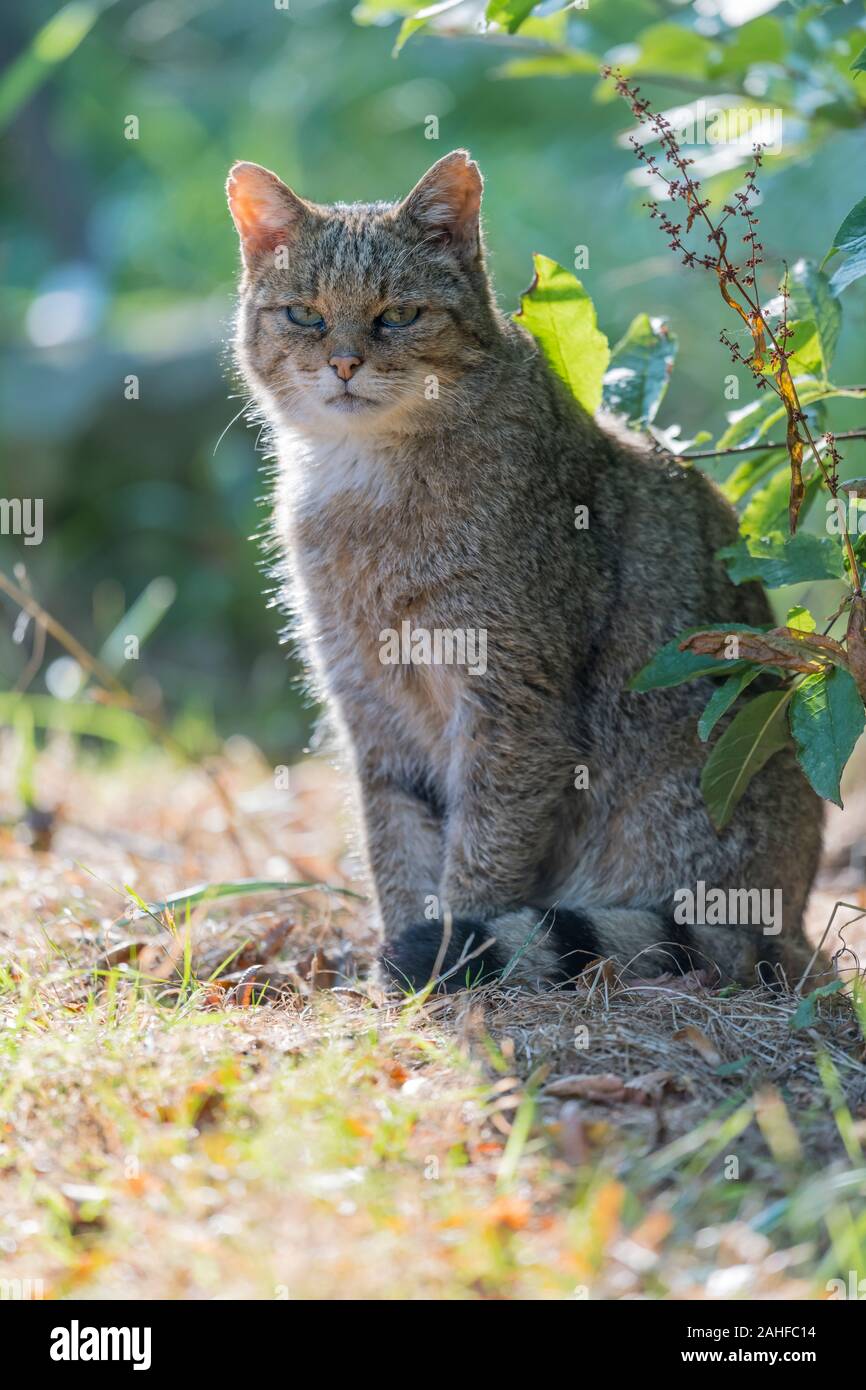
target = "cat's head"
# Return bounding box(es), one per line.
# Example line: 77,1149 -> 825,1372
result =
227,151 -> 498,438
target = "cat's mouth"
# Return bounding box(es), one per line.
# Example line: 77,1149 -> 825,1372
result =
324,390 -> 379,413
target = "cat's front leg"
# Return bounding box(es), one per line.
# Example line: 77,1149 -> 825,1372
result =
355,766 -> 444,940
380,694 -> 576,990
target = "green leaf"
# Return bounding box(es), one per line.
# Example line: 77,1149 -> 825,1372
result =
789,979 -> 845,1031
771,319 -> 822,378
786,260 -> 841,376
714,1055 -> 755,1077
392,0 -> 466,54
741,313 -> 826,379
698,668 -> 761,742
722,449 -> 789,506
720,531 -> 844,588
601,314 -> 677,428
716,379 -> 834,453
485,0 -> 538,34
786,605 -> 816,633
739,466 -> 820,538
710,16 -> 785,78
701,690 -> 793,831
825,195 -> 866,295
496,51 -> 601,79
789,667 -> 865,807
352,0 -> 420,21
516,255 -> 609,415
629,625 -> 768,693
852,45 -> 866,76
628,23 -> 712,79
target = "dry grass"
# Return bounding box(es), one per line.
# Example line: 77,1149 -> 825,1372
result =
2,732 -> 866,1300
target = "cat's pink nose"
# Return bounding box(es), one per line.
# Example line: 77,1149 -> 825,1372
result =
329,354 -> 362,381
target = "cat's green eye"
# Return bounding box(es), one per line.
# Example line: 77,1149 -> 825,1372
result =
380,305 -> 420,328
287,304 -> 325,328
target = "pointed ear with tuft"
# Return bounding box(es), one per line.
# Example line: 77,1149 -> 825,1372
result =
226,162 -> 313,266
395,150 -> 484,267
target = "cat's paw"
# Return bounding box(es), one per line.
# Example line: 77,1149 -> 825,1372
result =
379,918 -> 506,994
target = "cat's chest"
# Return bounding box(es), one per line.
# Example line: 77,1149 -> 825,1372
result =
276,433 -> 471,744
279,434 -> 455,625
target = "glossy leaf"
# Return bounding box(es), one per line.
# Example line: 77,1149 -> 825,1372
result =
486,0 -> 538,34
701,691 -> 792,831
825,195 -> 866,294
719,530 -> 845,587
790,667 -> 865,806
785,259 -> 841,376
602,313 -> 677,428
698,668 -> 761,742
515,254 -> 609,415
738,466 -> 820,539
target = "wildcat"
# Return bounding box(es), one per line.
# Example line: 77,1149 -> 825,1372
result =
227,149 -> 824,991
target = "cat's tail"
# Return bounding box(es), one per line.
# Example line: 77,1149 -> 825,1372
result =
380,904 -> 824,993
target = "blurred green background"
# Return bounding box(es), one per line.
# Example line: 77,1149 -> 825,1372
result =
2,0 -> 865,758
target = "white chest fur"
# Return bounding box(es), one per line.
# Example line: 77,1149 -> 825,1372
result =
278,426 -> 396,516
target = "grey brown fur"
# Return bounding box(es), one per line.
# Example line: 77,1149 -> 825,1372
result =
227,150 -> 824,991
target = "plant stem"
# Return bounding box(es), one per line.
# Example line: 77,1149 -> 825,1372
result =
682,427 -> 866,461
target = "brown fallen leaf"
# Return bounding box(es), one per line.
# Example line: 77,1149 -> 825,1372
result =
232,916 -> 294,972
296,949 -> 341,991
672,1025 -> 722,1066
221,964 -> 293,1006
200,982 -> 228,1011
100,939 -> 152,969
544,1073 -> 628,1102
385,1061 -> 410,1086
139,933 -> 186,981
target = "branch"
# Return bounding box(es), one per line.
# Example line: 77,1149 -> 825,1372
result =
682,427 -> 866,461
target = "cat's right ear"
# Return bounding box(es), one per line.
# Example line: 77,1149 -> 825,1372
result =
226,162 -> 312,266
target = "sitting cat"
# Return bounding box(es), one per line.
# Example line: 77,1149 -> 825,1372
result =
227,149 -> 823,991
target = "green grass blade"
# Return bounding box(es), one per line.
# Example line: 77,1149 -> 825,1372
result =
113,877 -> 364,930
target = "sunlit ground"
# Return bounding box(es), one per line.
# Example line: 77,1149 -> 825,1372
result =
1,734 -> 865,1300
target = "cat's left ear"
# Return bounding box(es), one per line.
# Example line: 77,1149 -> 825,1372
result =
395,150 -> 483,267
226,162 -> 314,266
